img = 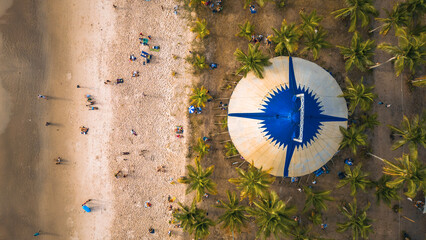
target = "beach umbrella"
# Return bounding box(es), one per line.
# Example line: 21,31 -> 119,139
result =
82,205 -> 91,212
189,105 -> 195,114
228,56 -> 348,177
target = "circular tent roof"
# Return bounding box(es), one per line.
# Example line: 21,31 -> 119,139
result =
227,56 -> 348,177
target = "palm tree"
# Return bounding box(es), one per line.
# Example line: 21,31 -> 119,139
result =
388,114 -> 426,156
188,0 -> 203,7
247,191 -> 296,239
224,142 -> 239,157
186,53 -> 208,72
191,19 -> 210,40
339,77 -> 377,113
308,209 -> 323,225
337,32 -> 376,72
376,28 -> 425,76
236,20 -> 255,41
228,162 -> 275,203
374,175 -> 400,207
370,3 -> 409,35
400,0 -> 426,20
382,153 -> 426,198
173,201 -> 215,239
289,225 -> 324,240
299,10 -> 323,32
301,27 -> 331,60
337,199 -> 373,240
216,191 -> 248,238
338,164 -> 372,196
331,0 -> 378,32
234,43 -> 272,79
193,137 -> 211,159
190,86 -> 212,108
339,125 -> 368,155
359,113 -> 380,130
243,0 -> 271,9
218,118 -> 228,130
303,186 -> 334,213
178,161 -> 217,202
271,19 -> 302,55
410,75 -> 426,87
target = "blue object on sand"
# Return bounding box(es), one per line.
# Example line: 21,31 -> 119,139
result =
189,105 -> 195,114
82,205 -> 91,212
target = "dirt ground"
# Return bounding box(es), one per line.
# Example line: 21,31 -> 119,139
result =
182,0 -> 425,239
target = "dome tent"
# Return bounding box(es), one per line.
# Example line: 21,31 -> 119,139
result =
227,56 -> 348,177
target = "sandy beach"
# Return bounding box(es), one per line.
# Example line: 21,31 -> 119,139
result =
0,0 -> 192,239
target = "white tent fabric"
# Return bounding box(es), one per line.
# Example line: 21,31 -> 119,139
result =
228,56 -> 348,177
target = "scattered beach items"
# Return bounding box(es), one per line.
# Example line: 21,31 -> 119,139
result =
188,105 -> 195,114
104,80 -> 111,84
122,152 -> 130,155
80,126 -> 89,135
144,201 -> 152,208
37,94 -> 48,100
116,78 -> 124,84
140,51 -> 152,63
76,85 -> 80,88
209,63 -> 217,70
130,54 -> 137,61
88,106 -> 99,110
114,170 -> 128,178
82,199 -> 92,212
148,227 -> 155,234
157,165 -> 166,172
132,71 -> 139,77
249,5 -> 257,14
344,158 -> 354,166
168,195 -> 176,203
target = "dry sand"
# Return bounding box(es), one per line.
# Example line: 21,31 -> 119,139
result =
0,0 -> 192,239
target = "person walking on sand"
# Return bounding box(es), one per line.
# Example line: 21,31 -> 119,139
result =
33,230 -> 41,236
38,94 -> 48,100
55,157 -> 62,165
45,122 -> 51,126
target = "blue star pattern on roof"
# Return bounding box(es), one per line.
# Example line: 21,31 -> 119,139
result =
228,57 -> 347,177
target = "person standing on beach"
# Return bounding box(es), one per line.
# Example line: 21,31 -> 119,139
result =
38,94 -> 48,100
33,230 -> 41,236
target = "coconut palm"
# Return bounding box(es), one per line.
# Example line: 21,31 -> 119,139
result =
376,28 -> 426,76
339,77 -> 377,113
216,191 -> 248,238
247,191 -> 296,239
339,125 -> 368,155
370,3 -> 409,35
188,0 -> 203,7
218,118 -> 228,130
388,114 -> 426,155
331,0 -> 378,32
236,20 -> 255,41
191,19 -> 210,40
228,162 -> 275,203
303,186 -> 334,213
410,75 -> 426,87
400,0 -> 426,20
186,53 -> 208,72
271,19 -> 302,55
374,175 -> 401,207
234,43 -> 272,79
301,27 -> 331,60
338,164 -> 372,196
359,113 -> 380,130
308,210 -> 323,225
299,10 -> 323,32
224,142 -> 239,157
382,153 -> 426,198
190,86 -> 212,108
178,161 -> 217,202
193,137 -> 211,159
337,199 -> 373,240
173,201 -> 215,239
243,0 -> 271,9
289,225 -> 325,240
337,32 -> 376,72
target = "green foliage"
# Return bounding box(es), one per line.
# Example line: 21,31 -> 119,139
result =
337,199 -> 373,240
303,187 -> 334,213
191,19 -> 210,39
190,86 -> 212,108
387,114 -> 426,156
236,20 -> 255,41
299,10 -> 323,32
331,0 -> 378,32
186,52 -> 208,73
234,43 -> 272,79
359,113 -> 380,130
173,201 -> 215,239
400,0 -> 426,20
228,162 -> 275,203
374,3 -> 409,35
374,175 -> 401,207
301,27 -> 331,60
243,0 -> 272,9
224,141 -> 239,157
288,225 -> 322,240
216,191 -> 248,235
219,118 -> 228,130
339,77 -> 377,113
337,32 -> 376,72
247,191 -> 296,239
410,76 -> 426,87
382,153 -> 426,198
193,137 -> 211,159
308,210 -> 323,225
178,161 -> 217,202
271,19 -> 302,55
378,28 -> 426,76
337,164 -> 372,196
274,0 -> 286,8
339,125 -> 368,155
